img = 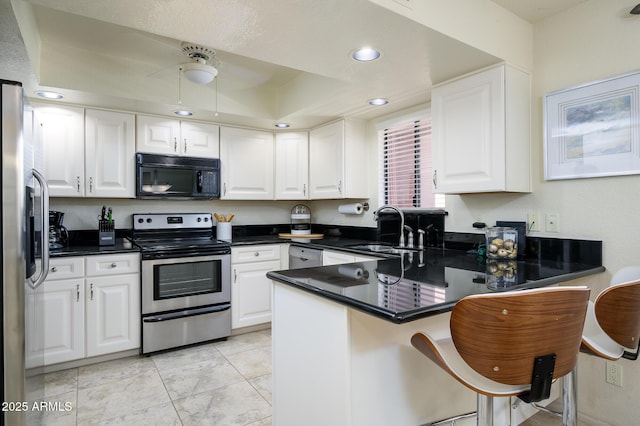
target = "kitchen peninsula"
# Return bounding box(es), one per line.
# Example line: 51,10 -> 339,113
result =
268,241 -> 604,426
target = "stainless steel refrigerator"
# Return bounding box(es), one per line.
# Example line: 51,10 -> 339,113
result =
1,80 -> 49,426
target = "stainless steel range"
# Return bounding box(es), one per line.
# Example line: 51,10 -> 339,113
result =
133,213 -> 231,354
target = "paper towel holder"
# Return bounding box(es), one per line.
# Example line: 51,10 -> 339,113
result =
362,202 -> 369,211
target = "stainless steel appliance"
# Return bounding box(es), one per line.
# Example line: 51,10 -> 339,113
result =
48,210 -> 68,249
289,245 -> 323,269
133,213 -> 231,354
136,153 -> 220,199
2,80 -> 50,425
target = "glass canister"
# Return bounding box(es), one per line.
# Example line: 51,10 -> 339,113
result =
485,227 -> 518,259
290,204 -> 311,235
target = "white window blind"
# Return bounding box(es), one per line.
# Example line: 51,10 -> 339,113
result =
379,116 -> 444,208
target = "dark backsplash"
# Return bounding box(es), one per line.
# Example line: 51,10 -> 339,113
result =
376,210 -> 447,247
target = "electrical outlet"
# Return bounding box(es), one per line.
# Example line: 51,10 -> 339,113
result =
545,213 -> 560,233
606,362 -> 623,387
527,212 -> 540,232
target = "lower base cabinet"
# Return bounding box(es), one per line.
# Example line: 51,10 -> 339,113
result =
231,245 -> 281,329
26,254 -> 140,368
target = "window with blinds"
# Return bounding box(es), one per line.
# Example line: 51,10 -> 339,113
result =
379,115 -> 444,208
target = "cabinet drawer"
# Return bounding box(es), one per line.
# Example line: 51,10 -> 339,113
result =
47,257 -> 84,280
232,244 -> 281,263
85,253 -> 140,276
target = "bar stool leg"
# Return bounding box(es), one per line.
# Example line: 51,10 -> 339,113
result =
562,366 -> 577,426
477,394 -> 493,426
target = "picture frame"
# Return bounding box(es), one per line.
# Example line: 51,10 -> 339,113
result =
544,71 -> 640,180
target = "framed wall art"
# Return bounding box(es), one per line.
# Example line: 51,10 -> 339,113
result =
544,71 -> 640,180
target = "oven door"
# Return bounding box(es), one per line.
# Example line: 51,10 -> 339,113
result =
141,253 -> 230,315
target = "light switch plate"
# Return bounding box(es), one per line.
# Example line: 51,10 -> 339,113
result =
545,213 -> 559,233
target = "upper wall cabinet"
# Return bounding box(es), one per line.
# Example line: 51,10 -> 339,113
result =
220,126 -> 274,200
309,119 -> 368,199
431,63 -> 531,193
136,115 -> 220,158
34,103 -> 135,198
275,131 -> 309,200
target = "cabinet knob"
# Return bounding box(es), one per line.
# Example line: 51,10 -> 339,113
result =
110,262 -> 117,268
51,266 -> 58,273
254,252 -> 260,257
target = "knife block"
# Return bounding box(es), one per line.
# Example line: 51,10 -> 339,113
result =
98,220 -> 115,246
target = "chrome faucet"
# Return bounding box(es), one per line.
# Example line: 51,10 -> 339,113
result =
373,205 -> 405,247
417,229 -> 425,250
404,225 -> 414,248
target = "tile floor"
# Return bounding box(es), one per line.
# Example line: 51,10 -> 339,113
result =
30,329 -> 273,426
29,327 -> 575,426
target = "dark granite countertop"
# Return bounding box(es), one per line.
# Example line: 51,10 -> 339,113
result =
267,245 -> 605,324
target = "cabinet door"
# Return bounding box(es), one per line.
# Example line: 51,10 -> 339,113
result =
275,132 -> 309,200
431,66 -> 506,193
181,121 -> 220,158
85,109 -> 135,198
322,250 -> 356,266
232,260 -> 280,329
26,279 -> 85,367
309,121 -> 344,199
136,115 -> 181,155
34,103 -> 85,196
220,126 -> 274,199
85,274 -> 140,356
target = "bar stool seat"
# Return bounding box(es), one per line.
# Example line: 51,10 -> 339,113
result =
581,266 -> 640,360
411,286 -> 591,426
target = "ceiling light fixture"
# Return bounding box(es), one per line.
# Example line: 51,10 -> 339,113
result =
352,47 -> 381,62
180,43 -> 218,85
174,110 -> 193,117
368,98 -> 389,106
274,123 -> 290,128
36,90 -> 63,100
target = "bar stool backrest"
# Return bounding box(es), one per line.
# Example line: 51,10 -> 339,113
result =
450,286 -> 591,386
594,280 -> 640,350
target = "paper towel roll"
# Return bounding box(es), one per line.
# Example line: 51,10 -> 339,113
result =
338,203 -> 364,215
338,264 -> 365,279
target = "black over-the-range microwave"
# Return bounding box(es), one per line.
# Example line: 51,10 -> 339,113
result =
136,153 -> 220,199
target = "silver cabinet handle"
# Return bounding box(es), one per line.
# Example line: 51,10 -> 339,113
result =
90,283 -> 94,301
433,170 -> 437,189
76,176 -> 81,192
303,183 -> 306,196
89,176 -> 94,193
173,138 -> 177,152
184,139 -> 187,153
223,183 -> 227,196
76,284 -> 80,302
338,180 -> 342,194
233,269 -> 237,283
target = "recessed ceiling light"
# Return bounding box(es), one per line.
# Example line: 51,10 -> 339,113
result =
368,98 -> 389,106
174,110 -> 193,116
35,91 -> 63,100
352,47 -> 381,62
274,122 -> 290,128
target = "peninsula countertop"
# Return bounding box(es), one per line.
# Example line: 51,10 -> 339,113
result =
267,246 -> 605,324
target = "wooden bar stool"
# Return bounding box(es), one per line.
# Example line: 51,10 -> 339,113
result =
411,286 -> 591,426
581,266 -> 640,360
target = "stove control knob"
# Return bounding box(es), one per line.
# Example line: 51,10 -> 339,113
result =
137,218 -> 144,224
146,218 -> 152,223
197,217 -> 202,222
204,217 -> 209,222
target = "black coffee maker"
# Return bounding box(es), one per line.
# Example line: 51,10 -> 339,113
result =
49,211 -> 68,249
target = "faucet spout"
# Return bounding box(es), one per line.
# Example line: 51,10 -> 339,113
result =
373,205 -> 405,247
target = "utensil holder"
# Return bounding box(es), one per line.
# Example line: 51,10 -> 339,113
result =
98,220 -> 115,246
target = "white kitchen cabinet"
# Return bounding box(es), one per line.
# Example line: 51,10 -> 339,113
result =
220,126 -> 274,199
26,254 -> 140,367
34,103 -> 85,197
309,119 -> 368,199
136,114 -> 220,158
85,109 -> 136,198
431,63 -> 530,193
34,103 -> 136,198
26,257 -> 85,367
275,131 -> 309,200
231,244 -> 281,329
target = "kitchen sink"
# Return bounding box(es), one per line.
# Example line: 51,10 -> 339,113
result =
347,244 -> 422,255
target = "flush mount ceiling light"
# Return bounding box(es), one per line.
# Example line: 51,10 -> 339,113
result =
368,98 -> 389,106
274,122 -> 290,128
352,47 -> 381,62
180,43 -> 219,84
174,110 -> 193,117
35,90 -> 63,100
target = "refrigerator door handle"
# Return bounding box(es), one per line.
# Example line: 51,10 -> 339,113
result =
28,169 -> 50,289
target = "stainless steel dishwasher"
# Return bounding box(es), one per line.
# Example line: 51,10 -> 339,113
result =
289,246 -> 323,269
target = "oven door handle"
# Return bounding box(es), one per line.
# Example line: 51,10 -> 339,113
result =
142,304 -> 230,323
